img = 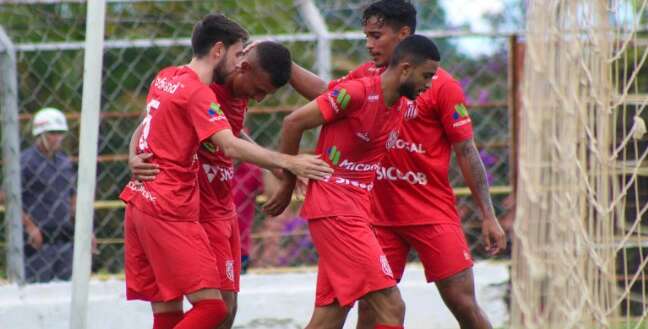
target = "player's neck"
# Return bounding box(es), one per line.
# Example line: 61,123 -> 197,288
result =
187,58 -> 215,85
380,68 -> 401,108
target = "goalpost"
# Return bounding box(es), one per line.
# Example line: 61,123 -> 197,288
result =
70,1 -> 106,329
512,1 -> 647,328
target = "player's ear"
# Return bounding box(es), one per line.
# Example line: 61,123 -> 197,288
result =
399,61 -> 412,79
398,26 -> 411,40
210,41 -> 225,60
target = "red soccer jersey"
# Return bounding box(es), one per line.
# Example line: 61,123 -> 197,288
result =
371,68 -> 473,226
300,76 -> 408,220
327,61 -> 386,90
197,83 -> 249,222
119,66 -> 231,221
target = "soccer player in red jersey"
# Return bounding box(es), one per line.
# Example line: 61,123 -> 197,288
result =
289,2 -> 507,329
130,40 -> 294,329
120,15 -> 332,329
264,35 -> 440,329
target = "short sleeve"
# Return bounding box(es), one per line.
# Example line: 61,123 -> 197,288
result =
316,80 -> 366,123
327,62 -> 372,89
436,82 -> 473,143
188,87 -> 232,142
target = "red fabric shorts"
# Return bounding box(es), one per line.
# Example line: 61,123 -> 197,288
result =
124,204 -> 221,302
309,216 -> 396,307
201,219 -> 241,292
373,223 -> 473,282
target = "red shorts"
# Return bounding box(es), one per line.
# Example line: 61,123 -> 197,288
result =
309,216 -> 396,307
373,223 -> 473,282
201,219 -> 241,292
124,204 -> 221,302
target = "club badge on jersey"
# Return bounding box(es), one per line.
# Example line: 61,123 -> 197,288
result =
328,87 -> 352,113
208,102 -> 226,122
452,103 -> 471,128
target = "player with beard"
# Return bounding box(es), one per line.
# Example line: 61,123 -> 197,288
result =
119,14 -> 332,329
264,35 -> 439,329
128,41 -> 295,329
288,1 -> 506,329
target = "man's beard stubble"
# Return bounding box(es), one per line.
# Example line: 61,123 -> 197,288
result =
212,52 -> 236,85
398,80 -> 417,100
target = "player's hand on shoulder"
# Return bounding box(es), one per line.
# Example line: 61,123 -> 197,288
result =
286,154 -> 333,181
481,215 -> 507,256
129,153 -> 159,181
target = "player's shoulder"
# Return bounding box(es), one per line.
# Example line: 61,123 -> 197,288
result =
436,68 -> 464,93
431,68 -> 461,90
331,77 -> 369,101
322,78 -> 368,114
419,68 -> 463,102
151,65 -> 206,97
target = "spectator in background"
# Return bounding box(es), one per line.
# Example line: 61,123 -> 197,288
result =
21,107 -> 77,283
232,152 -> 264,273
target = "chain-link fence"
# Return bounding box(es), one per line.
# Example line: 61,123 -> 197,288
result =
0,0 -> 519,282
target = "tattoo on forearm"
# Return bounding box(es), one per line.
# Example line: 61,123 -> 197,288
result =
459,142 -> 496,217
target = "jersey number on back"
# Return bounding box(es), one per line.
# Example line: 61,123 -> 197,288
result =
138,99 -> 160,152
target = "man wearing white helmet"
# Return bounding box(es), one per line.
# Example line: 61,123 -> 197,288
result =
20,107 -> 77,282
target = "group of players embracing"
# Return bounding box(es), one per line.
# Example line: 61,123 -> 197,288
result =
120,1 -> 507,328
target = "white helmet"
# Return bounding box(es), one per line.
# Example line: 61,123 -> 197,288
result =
32,107 -> 68,136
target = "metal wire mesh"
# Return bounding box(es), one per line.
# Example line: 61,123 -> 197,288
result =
0,0 -> 515,280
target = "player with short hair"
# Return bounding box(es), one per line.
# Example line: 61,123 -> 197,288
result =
129,40 -> 295,329
289,1 -> 506,328
120,14 -> 332,329
264,34 -> 440,329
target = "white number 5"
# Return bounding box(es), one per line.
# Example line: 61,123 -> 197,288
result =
138,99 -> 160,151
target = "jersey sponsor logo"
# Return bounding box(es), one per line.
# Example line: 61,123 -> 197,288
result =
376,166 -> 428,185
355,131 -> 370,142
379,255 -> 394,278
225,260 -> 235,282
126,180 -> 156,202
393,138 -> 425,154
326,146 -> 341,165
338,159 -> 380,172
452,103 -> 471,128
404,102 -> 418,120
386,130 -> 399,150
367,94 -> 380,102
202,164 -> 234,183
331,88 -> 351,111
328,176 -> 374,191
463,250 -> 471,261
208,102 -> 226,122
153,77 -> 181,94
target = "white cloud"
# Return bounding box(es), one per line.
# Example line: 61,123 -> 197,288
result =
441,0 -> 504,30
439,0 -> 506,56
